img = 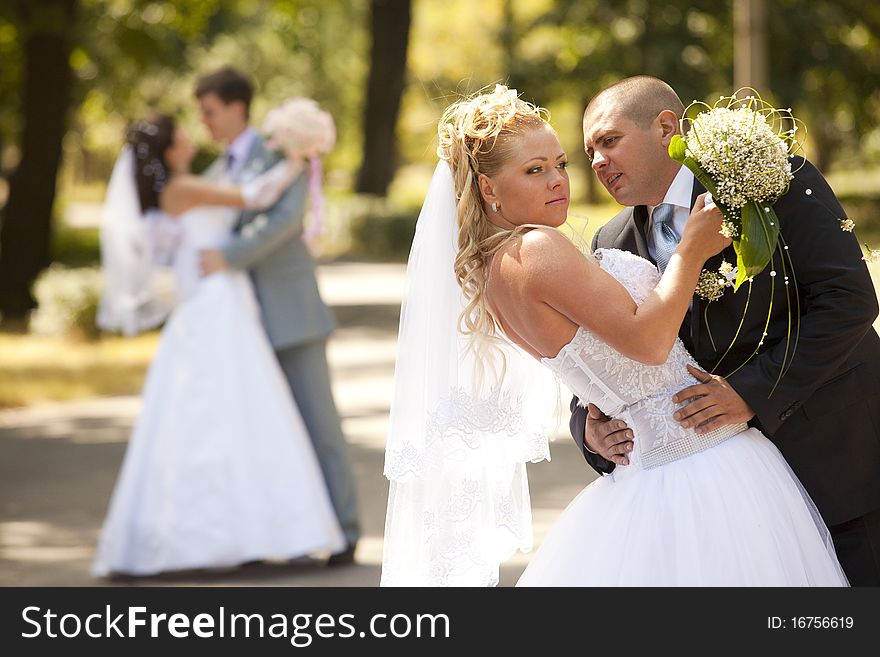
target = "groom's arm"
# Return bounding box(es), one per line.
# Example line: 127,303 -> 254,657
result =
726,158 -> 879,435
221,172 -> 308,270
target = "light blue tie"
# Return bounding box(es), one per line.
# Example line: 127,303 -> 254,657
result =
651,203 -> 679,273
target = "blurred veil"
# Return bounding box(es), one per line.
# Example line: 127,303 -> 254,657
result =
96,146 -> 176,336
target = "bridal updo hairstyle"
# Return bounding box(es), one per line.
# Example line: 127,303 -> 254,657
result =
437,85 -> 551,342
126,113 -> 175,213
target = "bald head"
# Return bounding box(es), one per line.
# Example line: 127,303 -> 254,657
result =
584,76 -> 684,129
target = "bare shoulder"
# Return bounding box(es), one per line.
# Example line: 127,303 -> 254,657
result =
516,227 -> 590,280
495,228 -> 571,267
520,226 -> 569,250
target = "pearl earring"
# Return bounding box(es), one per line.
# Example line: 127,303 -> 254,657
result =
492,202 -> 498,212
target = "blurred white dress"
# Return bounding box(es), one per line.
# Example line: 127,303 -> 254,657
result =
517,248 -> 848,586
92,205 -> 345,576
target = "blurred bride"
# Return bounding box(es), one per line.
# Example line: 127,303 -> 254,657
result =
92,113 -> 345,577
96,122 -> 179,336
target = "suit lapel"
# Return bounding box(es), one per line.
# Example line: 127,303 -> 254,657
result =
232,135 -> 270,232
235,135 -> 268,184
611,206 -> 653,263
630,206 -> 652,261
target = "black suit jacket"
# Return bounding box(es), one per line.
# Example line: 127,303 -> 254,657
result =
570,157 -> 880,526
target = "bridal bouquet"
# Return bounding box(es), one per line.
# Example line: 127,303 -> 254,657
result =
670,91 -> 803,390
671,90 -> 877,392
668,90 -> 798,291
261,98 -> 336,246
262,97 -> 336,161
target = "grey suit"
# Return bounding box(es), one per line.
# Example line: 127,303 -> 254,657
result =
216,135 -> 360,545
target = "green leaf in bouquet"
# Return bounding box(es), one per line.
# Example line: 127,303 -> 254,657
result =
732,201 -> 780,290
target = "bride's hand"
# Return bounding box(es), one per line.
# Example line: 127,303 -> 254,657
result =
678,193 -> 731,260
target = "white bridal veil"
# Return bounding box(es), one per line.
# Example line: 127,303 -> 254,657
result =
381,161 -> 560,586
96,147 -> 177,336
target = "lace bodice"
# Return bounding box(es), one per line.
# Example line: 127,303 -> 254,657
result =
542,248 -> 714,472
172,206 -> 239,300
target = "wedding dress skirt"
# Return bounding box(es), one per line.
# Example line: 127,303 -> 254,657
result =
517,427 -> 847,586
92,206 -> 345,576
517,249 -> 848,587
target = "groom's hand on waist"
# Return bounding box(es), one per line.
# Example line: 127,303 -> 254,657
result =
586,403 -> 634,466
200,249 -> 230,276
672,365 -> 755,434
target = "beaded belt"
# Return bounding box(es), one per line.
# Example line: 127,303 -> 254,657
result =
640,422 -> 749,470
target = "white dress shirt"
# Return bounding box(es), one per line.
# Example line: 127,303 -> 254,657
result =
223,127 -> 258,182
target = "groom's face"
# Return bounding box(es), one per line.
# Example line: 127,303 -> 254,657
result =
198,92 -> 246,144
583,101 -> 678,207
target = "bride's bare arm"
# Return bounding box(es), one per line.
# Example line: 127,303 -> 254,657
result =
159,159 -> 304,217
160,175 -> 245,216
492,197 -> 727,365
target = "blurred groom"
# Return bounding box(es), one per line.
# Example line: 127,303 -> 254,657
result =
196,66 -> 360,564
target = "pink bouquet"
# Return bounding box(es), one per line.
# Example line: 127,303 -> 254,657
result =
261,98 -> 336,247
262,97 -> 336,161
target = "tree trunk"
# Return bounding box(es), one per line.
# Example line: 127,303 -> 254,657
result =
733,0 -> 768,94
0,0 -> 77,324
578,100 -> 600,205
500,0 -> 516,84
355,0 -> 412,196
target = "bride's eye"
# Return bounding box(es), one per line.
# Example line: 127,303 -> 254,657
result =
527,166 -> 543,174
558,161 -> 568,170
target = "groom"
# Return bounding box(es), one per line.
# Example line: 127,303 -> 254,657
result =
195,67 -> 360,564
572,76 -> 880,585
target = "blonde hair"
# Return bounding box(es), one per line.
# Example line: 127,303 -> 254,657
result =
437,84 -> 550,346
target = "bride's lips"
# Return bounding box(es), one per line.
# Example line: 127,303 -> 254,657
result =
546,197 -> 568,205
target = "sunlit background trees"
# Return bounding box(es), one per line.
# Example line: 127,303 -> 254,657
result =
1,0 -> 878,326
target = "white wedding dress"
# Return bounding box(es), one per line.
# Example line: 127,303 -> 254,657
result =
92,206 -> 345,577
517,248 -> 848,586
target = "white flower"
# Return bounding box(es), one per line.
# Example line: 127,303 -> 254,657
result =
695,261 -> 738,302
839,218 -> 855,232
684,106 -> 793,211
261,97 -> 336,161
718,261 -> 738,284
720,219 -> 740,239
864,248 -> 880,264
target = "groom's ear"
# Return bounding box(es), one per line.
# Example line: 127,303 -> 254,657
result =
656,110 -> 679,146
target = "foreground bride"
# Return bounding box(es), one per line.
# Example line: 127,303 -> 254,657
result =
381,86 -> 847,586
92,114 -> 344,576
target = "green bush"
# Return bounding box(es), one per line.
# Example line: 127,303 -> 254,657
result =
838,193 -> 880,234
348,209 -> 419,261
52,224 -> 101,268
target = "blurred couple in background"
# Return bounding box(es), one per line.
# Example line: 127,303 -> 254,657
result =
93,67 -> 360,577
